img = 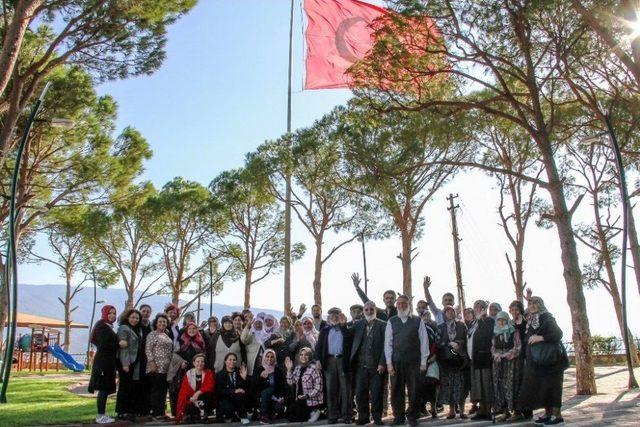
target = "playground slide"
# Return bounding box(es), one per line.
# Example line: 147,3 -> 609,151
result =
46,345 -> 85,372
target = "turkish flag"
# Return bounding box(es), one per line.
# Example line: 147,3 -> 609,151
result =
304,0 -> 387,90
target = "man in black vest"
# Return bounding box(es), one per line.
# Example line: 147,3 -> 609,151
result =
315,307 -> 352,424
384,295 -> 429,426
350,301 -> 387,425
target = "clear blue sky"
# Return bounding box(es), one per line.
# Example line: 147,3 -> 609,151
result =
21,0 -> 640,338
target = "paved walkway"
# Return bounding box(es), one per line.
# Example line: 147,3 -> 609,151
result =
56,366 -> 640,426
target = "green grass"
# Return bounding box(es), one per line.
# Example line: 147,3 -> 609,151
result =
0,376 -> 114,426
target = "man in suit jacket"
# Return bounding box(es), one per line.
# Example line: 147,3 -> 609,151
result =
350,301 -> 387,425
315,307 -> 352,424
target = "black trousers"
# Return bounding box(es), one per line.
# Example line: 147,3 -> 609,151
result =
390,361 -> 419,422
115,369 -> 142,415
324,356 -> 352,421
355,366 -> 386,422
217,394 -> 249,420
147,372 -> 168,417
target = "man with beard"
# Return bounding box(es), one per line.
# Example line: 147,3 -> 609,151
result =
384,295 -> 429,426
315,307 -> 352,424
468,300 -> 495,420
348,304 -> 364,327
350,301 -> 386,425
311,304 -> 328,331
350,273 -> 398,321
422,275 -> 455,326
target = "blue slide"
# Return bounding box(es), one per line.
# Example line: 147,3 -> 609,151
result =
46,344 -> 85,372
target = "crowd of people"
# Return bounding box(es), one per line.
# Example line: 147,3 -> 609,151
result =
88,274 -> 569,426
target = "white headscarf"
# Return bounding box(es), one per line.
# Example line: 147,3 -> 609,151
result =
250,318 -> 269,345
301,316 -> 318,348
263,314 -> 280,335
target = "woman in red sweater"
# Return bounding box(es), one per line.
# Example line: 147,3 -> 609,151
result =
176,353 -> 215,424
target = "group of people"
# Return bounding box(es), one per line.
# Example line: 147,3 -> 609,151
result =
88,274 -> 569,426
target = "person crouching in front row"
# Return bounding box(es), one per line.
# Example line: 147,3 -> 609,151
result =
216,353 -> 251,425
176,353 -> 215,424
285,347 -> 323,423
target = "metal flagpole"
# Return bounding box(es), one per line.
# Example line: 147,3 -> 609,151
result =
284,0 -> 295,312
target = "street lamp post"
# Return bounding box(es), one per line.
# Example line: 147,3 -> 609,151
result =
86,268 -> 104,363
0,83 -> 52,403
208,254 -> 214,318
601,113 -> 639,389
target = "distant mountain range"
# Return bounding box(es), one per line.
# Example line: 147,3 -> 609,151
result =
17,284 -> 282,355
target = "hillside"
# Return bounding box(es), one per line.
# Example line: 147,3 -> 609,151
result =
17,284 -> 282,354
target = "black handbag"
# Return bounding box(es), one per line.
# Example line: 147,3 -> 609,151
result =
529,342 -> 565,367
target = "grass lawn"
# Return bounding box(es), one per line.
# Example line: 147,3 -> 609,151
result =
0,376 -> 113,426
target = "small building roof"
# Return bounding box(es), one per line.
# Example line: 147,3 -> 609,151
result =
6,312 -> 89,329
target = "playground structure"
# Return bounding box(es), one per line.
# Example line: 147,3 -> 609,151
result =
6,313 -> 88,372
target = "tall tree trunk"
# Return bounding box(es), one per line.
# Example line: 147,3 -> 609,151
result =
514,239 -> 525,301
0,258 -> 7,349
400,229 -> 412,298
63,275 -> 71,352
312,235 -> 323,306
541,148 -> 597,395
0,0 -> 42,101
626,207 -> 640,296
244,270 -> 252,309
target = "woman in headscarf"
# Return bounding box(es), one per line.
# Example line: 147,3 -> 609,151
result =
88,305 -> 118,425
241,315 -> 267,376
491,311 -> 522,421
253,349 -> 287,423
437,305 -> 468,419
168,322 -> 206,417
263,314 -> 280,336
419,310 -> 440,419
462,308 -> 476,416
285,348 -> 323,423
518,297 -> 568,426
469,300 -> 495,420
489,302 -> 502,319
208,315 -> 245,372
509,300 -> 530,421
115,308 -> 143,421
264,316 -> 294,372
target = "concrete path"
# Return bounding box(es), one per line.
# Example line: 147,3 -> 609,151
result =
52,366 -> 640,426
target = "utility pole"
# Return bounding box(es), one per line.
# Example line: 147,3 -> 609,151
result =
283,0 -> 295,312
360,232 -> 368,295
447,194 -> 466,311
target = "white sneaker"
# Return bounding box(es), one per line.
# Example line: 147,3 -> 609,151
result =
95,415 -> 115,424
308,409 -> 321,423
241,418 -> 251,425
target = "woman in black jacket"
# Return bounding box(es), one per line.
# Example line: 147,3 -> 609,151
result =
518,297 -> 568,426
216,352 -> 251,424
468,300 -> 495,420
88,305 -> 118,425
437,306 -> 468,419
253,349 -> 287,423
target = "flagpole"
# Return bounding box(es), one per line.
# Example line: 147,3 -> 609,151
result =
284,0 -> 294,312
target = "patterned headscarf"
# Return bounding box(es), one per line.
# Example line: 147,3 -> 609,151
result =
301,317 -> 318,348
493,311 -> 515,341
526,296 -> 548,332
443,305 -> 457,341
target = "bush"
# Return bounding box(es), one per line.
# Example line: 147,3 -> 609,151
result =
591,335 -> 621,355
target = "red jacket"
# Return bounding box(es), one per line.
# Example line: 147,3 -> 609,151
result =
176,368 -> 215,423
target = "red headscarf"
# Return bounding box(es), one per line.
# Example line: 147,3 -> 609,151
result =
101,305 -> 116,324
179,322 -> 205,352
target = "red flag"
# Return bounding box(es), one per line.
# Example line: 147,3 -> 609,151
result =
304,0 -> 387,90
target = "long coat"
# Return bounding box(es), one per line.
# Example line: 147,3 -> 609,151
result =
88,320 -> 118,394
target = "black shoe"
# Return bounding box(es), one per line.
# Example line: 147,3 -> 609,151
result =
544,416 -> 565,425
343,418 -> 353,424
328,419 -> 339,424
471,414 -> 489,421
407,419 -> 418,427
534,415 -> 552,425
374,419 -> 384,425
356,419 -> 369,425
